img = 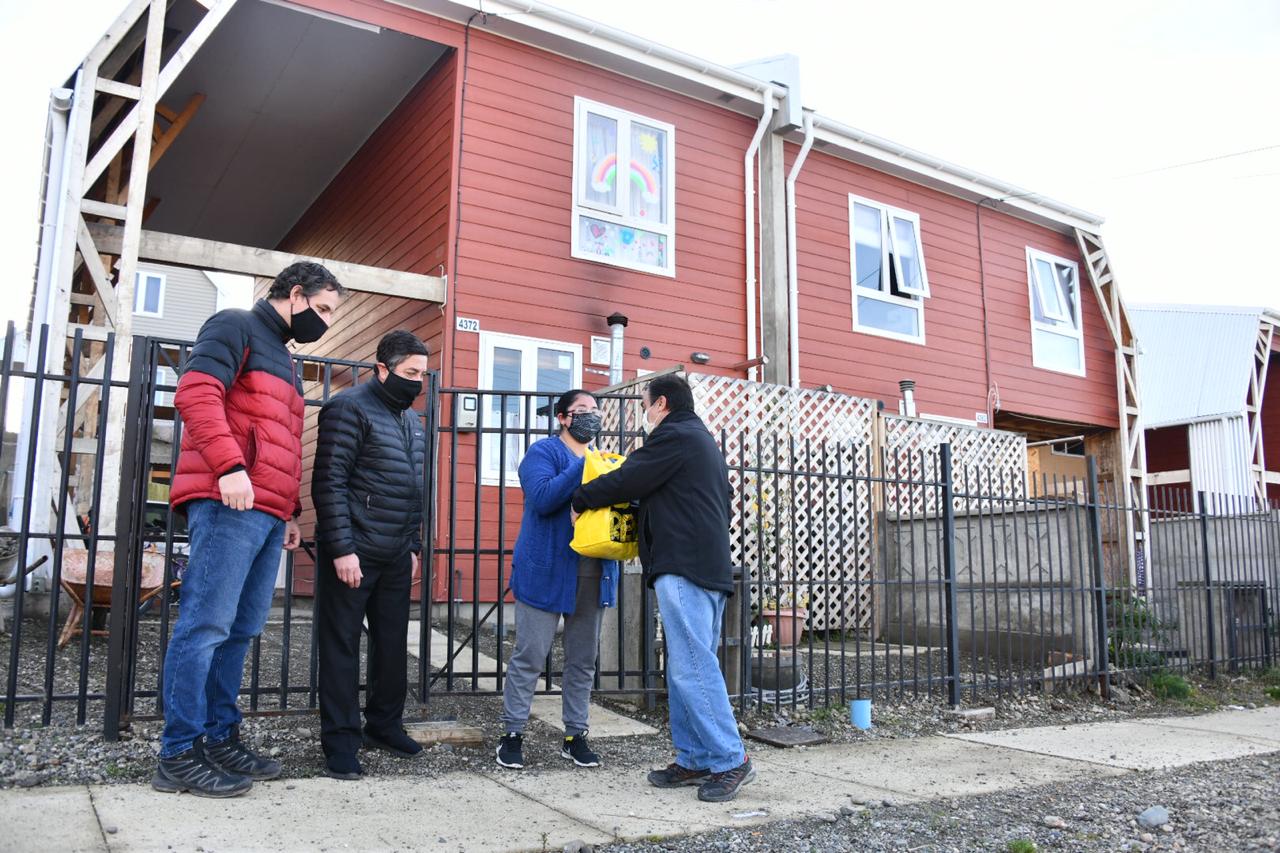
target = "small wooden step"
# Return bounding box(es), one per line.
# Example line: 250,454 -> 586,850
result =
404,720 -> 485,747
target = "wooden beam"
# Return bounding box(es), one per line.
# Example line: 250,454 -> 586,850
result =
81,199 -> 127,220
1149,469 -> 1191,486
83,0 -> 238,191
87,223 -> 446,303
95,78 -> 141,100
75,218 -> 118,328
148,93 -> 204,169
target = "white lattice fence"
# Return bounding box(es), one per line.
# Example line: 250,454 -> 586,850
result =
688,375 -> 878,632
881,414 -> 1027,515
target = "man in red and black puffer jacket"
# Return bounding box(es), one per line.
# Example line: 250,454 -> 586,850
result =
152,263 -> 346,799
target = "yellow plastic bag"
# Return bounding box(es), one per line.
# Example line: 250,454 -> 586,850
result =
570,449 -> 639,561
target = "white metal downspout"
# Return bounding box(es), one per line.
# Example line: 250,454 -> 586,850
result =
744,87 -> 774,382
785,112 -> 814,388
5,87 -> 72,595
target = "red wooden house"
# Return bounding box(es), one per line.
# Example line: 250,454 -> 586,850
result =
31,0 -> 1147,600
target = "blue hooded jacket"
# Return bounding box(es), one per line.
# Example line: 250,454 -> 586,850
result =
510,436 -> 619,614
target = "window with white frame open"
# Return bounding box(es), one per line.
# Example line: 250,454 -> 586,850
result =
848,194 -> 929,343
571,97 -> 676,277
134,271 -> 166,318
1026,248 -> 1085,375
477,331 -> 583,485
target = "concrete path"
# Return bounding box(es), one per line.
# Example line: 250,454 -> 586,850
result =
1,707 -> 1276,853
405,621 -> 658,739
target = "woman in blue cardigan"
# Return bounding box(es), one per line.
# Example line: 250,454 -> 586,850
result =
496,389 -> 619,770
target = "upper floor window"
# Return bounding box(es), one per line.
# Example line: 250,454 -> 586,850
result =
134,272 -> 165,318
1026,248 -> 1085,375
571,97 -> 676,277
848,194 -> 930,344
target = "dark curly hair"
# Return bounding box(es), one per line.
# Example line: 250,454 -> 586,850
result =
266,261 -> 347,300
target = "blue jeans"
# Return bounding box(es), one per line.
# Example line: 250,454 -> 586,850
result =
654,574 -> 745,774
160,500 -> 284,758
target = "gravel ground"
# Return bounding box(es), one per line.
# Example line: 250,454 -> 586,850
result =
3,607 -> 1279,793
600,754 -> 1280,853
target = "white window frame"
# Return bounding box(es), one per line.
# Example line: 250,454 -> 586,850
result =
155,365 -> 178,407
1025,248 -> 1086,377
477,331 -> 583,486
134,271 -> 166,318
848,194 -> 930,345
1050,438 -> 1086,457
570,97 -> 677,277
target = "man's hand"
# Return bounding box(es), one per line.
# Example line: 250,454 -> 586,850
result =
334,553 -> 362,589
570,508 -> 581,524
218,470 -> 255,511
411,552 -> 421,583
283,520 -> 302,551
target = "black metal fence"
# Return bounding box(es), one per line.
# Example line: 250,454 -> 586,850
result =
1,325 -> 1277,736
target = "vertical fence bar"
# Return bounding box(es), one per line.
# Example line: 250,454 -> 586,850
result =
1085,456 -> 1111,699
4,325 -> 49,728
1198,490 -> 1217,680
77,333 -> 115,725
103,337 -> 151,739
939,444 -> 961,707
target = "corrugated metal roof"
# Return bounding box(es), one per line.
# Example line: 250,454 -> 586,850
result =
1130,305 -> 1263,429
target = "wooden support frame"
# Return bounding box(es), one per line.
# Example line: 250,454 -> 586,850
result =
1075,229 -> 1148,587
1245,315 -> 1275,505
87,224 -> 447,303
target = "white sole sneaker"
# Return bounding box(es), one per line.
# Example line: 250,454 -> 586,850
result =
495,743 -> 524,769
559,748 -> 600,768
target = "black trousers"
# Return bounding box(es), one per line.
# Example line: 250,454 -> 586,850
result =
316,546 -> 412,758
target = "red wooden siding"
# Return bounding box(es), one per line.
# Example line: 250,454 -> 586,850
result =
271,49 -> 458,594
448,29 -> 756,391
791,148 -> 1118,429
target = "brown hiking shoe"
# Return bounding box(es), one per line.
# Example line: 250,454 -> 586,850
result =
647,762 -> 711,788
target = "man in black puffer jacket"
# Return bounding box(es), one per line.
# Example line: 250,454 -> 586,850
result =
312,330 -> 429,780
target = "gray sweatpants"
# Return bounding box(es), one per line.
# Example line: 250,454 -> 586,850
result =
501,559 -> 603,736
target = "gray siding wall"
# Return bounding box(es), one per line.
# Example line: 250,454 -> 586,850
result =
131,263 -> 218,341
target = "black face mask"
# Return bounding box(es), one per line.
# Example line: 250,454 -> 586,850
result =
380,370 -> 422,410
290,297 -> 329,344
566,411 -> 602,443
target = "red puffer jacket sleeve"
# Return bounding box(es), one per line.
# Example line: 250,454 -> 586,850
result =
174,311 -> 250,477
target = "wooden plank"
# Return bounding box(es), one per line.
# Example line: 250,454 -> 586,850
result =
148,93 -> 204,169
1149,469 -> 1191,486
87,223 -> 445,302
95,77 -> 141,100
80,199 -> 127,220
75,218 -> 118,328
83,0 -> 238,191
404,721 -> 485,747
67,324 -> 111,342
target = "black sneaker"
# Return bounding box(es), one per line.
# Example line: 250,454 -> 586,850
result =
495,732 -> 524,769
647,762 -> 711,788
204,726 -> 282,781
560,732 -> 600,768
696,758 -> 756,802
324,752 -> 363,781
151,741 -> 253,798
362,726 -> 423,758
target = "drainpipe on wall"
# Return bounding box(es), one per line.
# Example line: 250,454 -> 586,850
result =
743,87 -> 775,383
785,112 -> 815,388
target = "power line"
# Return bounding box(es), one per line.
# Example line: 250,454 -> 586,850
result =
1115,143 -> 1280,179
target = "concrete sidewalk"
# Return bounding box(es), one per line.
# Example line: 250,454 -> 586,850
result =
2,707 -> 1277,853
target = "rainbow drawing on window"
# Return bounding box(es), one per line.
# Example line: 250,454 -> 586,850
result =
590,153 -> 661,204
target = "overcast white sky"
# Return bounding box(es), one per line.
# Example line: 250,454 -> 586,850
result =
0,0 -> 1276,337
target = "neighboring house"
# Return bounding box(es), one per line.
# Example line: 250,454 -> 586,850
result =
30,0 -> 1147,596
129,262 -> 219,341
1131,305 -> 1280,505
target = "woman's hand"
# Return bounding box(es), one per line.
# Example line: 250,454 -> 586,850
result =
570,508 -> 581,524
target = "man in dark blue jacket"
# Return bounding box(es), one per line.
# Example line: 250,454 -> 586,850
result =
312,331 -> 429,780
571,374 -> 754,802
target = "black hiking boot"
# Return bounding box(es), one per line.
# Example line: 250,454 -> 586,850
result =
204,726 -> 282,781
151,741 -> 253,798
